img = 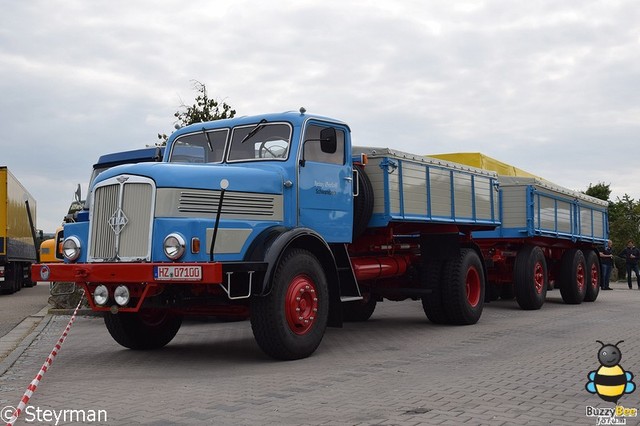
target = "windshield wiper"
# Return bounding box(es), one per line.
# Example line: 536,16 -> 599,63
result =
202,127 -> 213,151
240,118 -> 268,143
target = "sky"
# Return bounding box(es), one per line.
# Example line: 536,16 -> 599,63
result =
1,0 -> 639,233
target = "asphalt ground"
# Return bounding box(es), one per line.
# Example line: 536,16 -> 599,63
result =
0,284 -> 50,338
1,281 -> 639,426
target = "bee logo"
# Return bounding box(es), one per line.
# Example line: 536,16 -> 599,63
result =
586,340 -> 636,403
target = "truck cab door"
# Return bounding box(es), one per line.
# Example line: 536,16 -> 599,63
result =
298,123 -> 353,243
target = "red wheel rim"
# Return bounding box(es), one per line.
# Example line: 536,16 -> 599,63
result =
466,266 -> 481,308
576,263 -> 585,293
534,261 -> 545,295
590,263 -> 599,290
285,274 -> 319,335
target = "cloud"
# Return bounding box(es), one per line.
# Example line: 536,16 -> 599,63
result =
1,0 -> 639,231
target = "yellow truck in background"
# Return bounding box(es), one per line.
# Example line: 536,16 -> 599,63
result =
1,166 -> 37,294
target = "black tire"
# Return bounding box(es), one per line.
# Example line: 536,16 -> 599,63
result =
342,293 -> 377,322
22,263 -> 35,288
584,250 -> 600,302
3,263 -> 19,294
352,165 -> 374,241
421,259 -> 448,324
499,284 -> 515,300
441,249 -> 485,325
250,248 -> 329,360
104,309 -> 183,350
487,282 -> 500,301
559,249 -> 587,304
514,245 -> 548,310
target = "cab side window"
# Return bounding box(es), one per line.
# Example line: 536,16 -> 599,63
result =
303,125 -> 345,165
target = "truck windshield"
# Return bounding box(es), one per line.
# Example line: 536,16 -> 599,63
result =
169,129 -> 229,163
227,123 -> 291,162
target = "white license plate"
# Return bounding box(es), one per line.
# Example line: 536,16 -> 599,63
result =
154,265 -> 202,281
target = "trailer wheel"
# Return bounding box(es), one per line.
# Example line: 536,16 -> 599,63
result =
342,293 -> 377,322
514,245 -> 547,310
500,284 -> 515,300
441,249 -> 485,325
559,249 -> 587,304
22,263 -> 35,288
104,309 -> 183,350
3,263 -> 21,294
352,165 -> 374,240
583,250 -> 600,302
250,248 -> 329,360
421,259 -> 448,324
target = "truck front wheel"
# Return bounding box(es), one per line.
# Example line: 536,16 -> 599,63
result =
342,292 -> 377,322
251,248 -> 329,360
442,249 -> 485,325
559,249 -> 586,304
104,309 -> 183,350
583,250 -> 600,302
514,245 -> 547,310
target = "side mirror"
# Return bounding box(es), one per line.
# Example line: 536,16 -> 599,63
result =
320,128 -> 337,154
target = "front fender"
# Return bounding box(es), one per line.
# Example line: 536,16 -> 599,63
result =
246,226 -> 338,297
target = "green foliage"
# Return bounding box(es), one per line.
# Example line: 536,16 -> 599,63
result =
157,81 -> 236,144
584,182 -> 611,202
606,194 -> 640,278
581,182 -> 640,278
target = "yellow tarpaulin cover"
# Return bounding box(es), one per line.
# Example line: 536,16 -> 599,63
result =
427,152 -> 541,178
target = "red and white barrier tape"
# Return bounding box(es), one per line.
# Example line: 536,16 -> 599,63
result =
5,292 -> 85,426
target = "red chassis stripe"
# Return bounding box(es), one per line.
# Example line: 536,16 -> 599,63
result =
31,262 -> 223,284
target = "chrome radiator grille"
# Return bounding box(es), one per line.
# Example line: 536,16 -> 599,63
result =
89,177 -> 154,261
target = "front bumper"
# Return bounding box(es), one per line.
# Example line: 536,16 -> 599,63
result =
31,262 -> 224,284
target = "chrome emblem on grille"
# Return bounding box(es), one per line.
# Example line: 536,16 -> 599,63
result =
108,208 -> 128,235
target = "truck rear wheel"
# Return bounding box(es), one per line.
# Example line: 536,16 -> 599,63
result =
583,250 -> 600,302
421,259 -> 448,324
441,249 -> 484,325
559,249 -> 586,304
250,248 -> 329,360
342,293 -> 377,322
514,245 -> 547,310
104,309 -> 183,350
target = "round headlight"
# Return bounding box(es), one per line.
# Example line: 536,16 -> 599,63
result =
163,233 -> 186,260
62,236 -> 81,261
94,285 -> 109,306
114,285 -> 130,306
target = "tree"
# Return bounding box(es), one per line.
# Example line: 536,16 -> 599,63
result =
158,81 -> 236,144
584,182 -> 611,202
606,194 -> 640,278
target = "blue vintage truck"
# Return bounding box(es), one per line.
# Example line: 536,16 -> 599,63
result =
32,110 -> 606,359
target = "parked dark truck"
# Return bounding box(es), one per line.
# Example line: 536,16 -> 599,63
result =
33,110 -> 531,359
1,166 -> 37,294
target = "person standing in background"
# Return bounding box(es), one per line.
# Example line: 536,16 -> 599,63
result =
619,240 -> 640,289
599,240 -> 614,290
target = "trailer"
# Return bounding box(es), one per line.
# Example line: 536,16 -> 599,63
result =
430,153 -> 608,310
1,166 -> 37,294
31,111 -> 604,359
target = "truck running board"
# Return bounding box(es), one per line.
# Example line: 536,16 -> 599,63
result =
330,244 -> 363,302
